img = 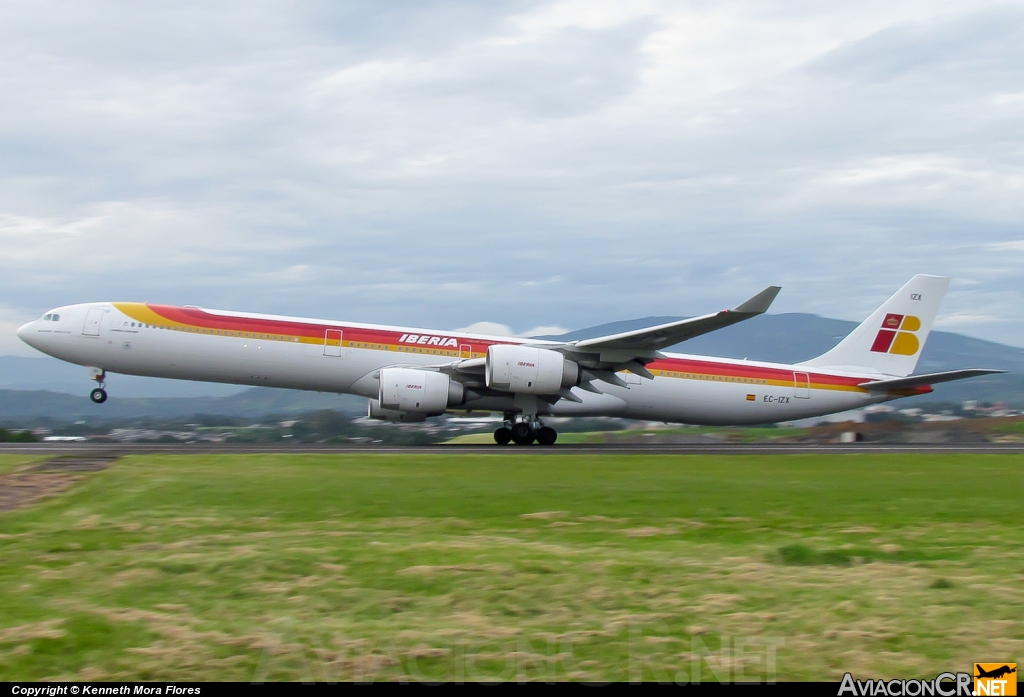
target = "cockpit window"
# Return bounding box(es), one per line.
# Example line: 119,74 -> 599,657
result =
51,314 -> 60,321
42,314 -> 52,321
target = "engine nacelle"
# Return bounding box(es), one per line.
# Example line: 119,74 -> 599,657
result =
367,401 -> 428,422
485,345 -> 579,394
376,367 -> 465,415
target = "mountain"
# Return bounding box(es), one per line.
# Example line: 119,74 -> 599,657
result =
0,355 -> 246,398
0,387 -> 367,425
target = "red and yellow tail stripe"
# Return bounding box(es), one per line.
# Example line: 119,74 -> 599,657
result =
642,359 -> 899,394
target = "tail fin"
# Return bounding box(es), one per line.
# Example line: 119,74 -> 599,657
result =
800,275 -> 950,377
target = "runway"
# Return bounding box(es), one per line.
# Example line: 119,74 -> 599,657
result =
3,442 -> 1024,455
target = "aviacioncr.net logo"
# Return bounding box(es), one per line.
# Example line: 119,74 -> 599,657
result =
838,672 -> 972,696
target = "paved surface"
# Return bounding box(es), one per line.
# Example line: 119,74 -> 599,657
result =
3,443 -> 1024,456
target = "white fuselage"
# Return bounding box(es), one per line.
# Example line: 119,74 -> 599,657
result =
18,301 -> 894,425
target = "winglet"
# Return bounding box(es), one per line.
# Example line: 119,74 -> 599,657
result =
733,286 -> 782,314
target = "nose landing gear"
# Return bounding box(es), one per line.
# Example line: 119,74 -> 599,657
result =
89,368 -> 108,404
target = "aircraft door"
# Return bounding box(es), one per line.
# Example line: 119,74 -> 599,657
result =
793,371 -> 810,399
82,308 -> 104,336
324,329 -> 343,357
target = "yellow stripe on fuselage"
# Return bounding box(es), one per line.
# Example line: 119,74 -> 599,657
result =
113,303 -> 869,393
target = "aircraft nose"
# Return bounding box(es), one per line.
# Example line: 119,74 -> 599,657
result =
17,320 -> 37,346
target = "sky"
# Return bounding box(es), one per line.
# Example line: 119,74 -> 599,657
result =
2,0 -> 1023,358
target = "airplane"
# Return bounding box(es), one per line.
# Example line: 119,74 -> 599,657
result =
16,274 -> 1003,445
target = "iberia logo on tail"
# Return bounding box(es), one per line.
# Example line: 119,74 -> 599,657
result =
870,313 -> 922,355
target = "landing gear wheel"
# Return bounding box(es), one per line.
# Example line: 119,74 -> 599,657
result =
511,422 -> 535,445
90,388 -> 108,404
536,426 -> 557,446
494,427 -> 512,445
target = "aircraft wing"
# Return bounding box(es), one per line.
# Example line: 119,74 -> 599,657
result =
570,285 -> 781,355
438,286 -> 781,392
860,369 -> 1005,392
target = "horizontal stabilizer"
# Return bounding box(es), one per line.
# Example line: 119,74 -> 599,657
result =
860,369 -> 1005,392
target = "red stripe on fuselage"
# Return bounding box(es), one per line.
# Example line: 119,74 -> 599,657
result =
144,304 -> 511,355
144,304 -> 874,390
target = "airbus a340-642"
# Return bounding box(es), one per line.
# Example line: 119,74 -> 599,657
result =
17,275 -> 1002,445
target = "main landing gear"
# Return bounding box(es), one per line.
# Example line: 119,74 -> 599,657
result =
493,418 -> 557,446
89,369 -> 108,404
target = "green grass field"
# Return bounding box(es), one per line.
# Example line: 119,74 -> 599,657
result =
0,452 -> 1021,682
0,455 -> 41,476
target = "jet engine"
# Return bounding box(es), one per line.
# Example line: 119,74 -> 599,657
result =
485,345 -> 580,394
375,367 -> 465,416
367,401 -> 428,422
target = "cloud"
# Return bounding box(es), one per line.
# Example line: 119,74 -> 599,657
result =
1,0 -> 1023,360
451,321 -> 568,338
454,321 -> 514,337
0,305 -> 39,357
523,325 -> 569,337
988,240 -> 1024,252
